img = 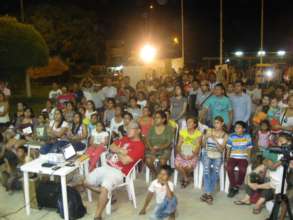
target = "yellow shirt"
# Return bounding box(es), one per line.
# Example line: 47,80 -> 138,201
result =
180,129 -> 202,156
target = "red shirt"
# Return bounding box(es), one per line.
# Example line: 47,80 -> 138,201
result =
108,136 -> 145,175
56,93 -> 75,109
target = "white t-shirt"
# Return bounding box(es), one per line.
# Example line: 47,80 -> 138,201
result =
148,179 -> 174,204
110,118 -> 124,133
102,86 -> 117,98
137,100 -> 147,109
49,120 -> 68,133
91,130 -> 108,145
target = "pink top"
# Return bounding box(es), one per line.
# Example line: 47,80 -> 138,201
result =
139,117 -> 153,137
257,130 -> 271,149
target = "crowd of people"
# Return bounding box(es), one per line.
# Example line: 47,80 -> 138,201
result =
0,69 -> 292,220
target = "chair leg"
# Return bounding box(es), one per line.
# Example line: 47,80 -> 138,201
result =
224,172 -> 230,193
198,162 -> 203,189
146,166 -> 150,183
194,162 -> 200,188
220,164 -> 225,192
126,182 -> 132,201
129,180 -> 137,208
106,196 -> 112,215
173,170 -> 178,186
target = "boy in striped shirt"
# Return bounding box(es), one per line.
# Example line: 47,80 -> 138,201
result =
226,121 -> 253,198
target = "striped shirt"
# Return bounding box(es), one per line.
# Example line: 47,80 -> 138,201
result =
227,133 -> 253,159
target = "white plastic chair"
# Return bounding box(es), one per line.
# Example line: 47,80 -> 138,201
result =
106,159 -> 142,215
173,165 -> 198,188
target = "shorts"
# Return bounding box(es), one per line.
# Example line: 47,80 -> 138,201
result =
86,165 -> 124,192
175,154 -> 197,169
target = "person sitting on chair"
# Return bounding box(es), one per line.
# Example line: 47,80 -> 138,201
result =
84,121 -> 145,220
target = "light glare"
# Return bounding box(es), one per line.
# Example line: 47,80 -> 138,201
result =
140,44 -> 157,63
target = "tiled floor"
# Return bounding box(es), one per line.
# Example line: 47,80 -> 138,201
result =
0,176 -> 268,220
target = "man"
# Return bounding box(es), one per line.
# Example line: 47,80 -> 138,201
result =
246,80 -> 262,114
102,78 -> 117,99
90,83 -> 105,110
200,83 -> 232,128
85,121 -> 145,220
48,82 -> 62,100
56,85 -> 76,109
230,80 -> 252,125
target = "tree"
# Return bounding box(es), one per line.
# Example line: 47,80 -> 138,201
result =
0,16 -> 49,97
27,4 -> 105,69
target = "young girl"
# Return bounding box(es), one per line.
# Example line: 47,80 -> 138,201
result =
137,91 -> 147,109
175,116 -> 202,188
267,97 -> 281,121
86,121 -> 109,171
255,120 -> 271,151
127,97 -> 142,120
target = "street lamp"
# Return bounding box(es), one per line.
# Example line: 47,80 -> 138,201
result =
140,44 -> 157,63
257,50 -> 266,57
173,37 -> 179,44
234,51 -> 243,57
277,50 -> 286,57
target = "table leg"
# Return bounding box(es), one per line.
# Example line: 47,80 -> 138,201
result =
61,176 -> 69,220
84,160 -> 92,202
23,171 -> 30,215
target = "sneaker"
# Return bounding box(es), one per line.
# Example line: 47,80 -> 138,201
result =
227,187 -> 239,198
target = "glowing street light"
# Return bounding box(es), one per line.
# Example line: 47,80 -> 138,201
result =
277,50 -> 286,57
257,50 -> 266,57
173,37 -> 179,44
234,51 -> 243,57
265,69 -> 274,79
140,44 -> 157,63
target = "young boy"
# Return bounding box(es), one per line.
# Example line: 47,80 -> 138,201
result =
227,121 -> 253,198
139,165 -> 176,220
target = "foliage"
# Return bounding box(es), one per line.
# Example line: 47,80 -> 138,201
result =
27,56 -> 69,79
27,4 -> 106,67
0,16 -> 49,71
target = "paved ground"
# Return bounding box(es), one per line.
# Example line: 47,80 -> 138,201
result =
0,175 -> 268,220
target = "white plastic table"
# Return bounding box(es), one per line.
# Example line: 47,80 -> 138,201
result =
21,157 -> 92,220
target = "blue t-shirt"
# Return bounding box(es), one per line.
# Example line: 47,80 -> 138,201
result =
227,133 -> 253,159
203,95 -> 232,124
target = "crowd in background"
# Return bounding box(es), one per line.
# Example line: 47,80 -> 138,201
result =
0,67 -> 292,219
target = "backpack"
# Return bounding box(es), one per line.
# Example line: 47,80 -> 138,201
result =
57,186 -> 86,220
37,182 -> 61,209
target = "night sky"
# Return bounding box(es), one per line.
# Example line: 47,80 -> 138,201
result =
1,0 -> 293,62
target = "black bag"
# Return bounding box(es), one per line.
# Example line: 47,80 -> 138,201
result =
57,186 -> 86,220
36,182 -> 60,209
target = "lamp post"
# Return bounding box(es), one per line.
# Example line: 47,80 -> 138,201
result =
260,0 -> 264,64
181,0 -> 185,67
219,0 -> 223,65
20,0 -> 24,22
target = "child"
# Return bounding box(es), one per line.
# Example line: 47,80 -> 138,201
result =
267,97 -> 281,121
227,121 -> 253,198
139,165 -> 177,220
88,113 -> 98,136
126,97 -> 142,120
255,120 -> 271,151
86,121 -> 109,171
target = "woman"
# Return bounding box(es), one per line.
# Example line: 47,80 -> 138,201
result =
40,109 -> 68,154
85,100 -> 96,121
0,91 -> 10,132
200,116 -> 228,204
145,111 -> 174,176
67,112 -> 88,151
42,99 -> 56,121
13,102 -> 26,126
118,112 -> 133,137
175,116 -> 202,188
63,101 -> 75,123
110,105 -> 124,138
16,107 -> 37,140
103,98 -> 116,127
138,106 -> 153,137
279,94 -> 293,132
170,85 -> 187,121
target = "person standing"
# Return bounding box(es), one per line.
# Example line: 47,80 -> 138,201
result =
200,83 -> 233,129
230,81 -> 252,125
102,78 -> 117,99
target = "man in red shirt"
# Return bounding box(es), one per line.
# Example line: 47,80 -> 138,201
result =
56,85 -> 76,109
85,121 -> 145,220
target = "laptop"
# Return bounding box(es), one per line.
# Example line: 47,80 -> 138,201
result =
62,143 -> 77,161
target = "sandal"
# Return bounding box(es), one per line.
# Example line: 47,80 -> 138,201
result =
206,195 -> 213,205
234,201 -> 251,206
200,193 -> 208,202
253,207 -> 262,214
